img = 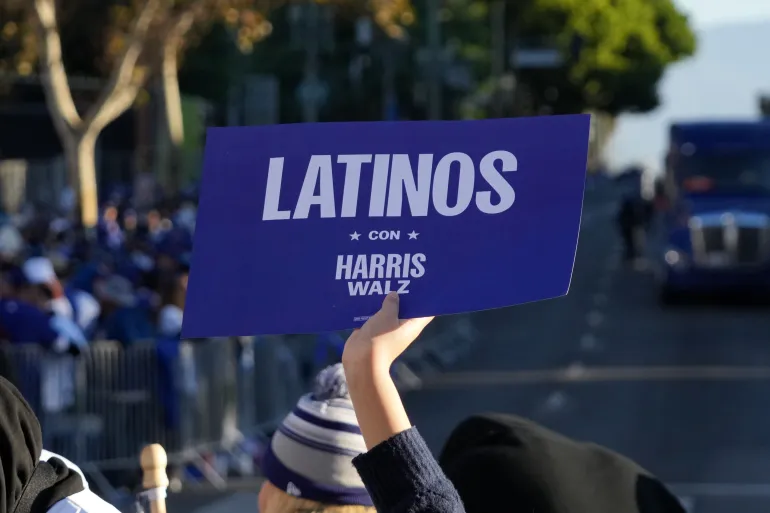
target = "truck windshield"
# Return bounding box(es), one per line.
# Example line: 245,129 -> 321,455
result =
676,152 -> 770,194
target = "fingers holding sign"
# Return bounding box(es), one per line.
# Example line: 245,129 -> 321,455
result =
343,292 -> 434,372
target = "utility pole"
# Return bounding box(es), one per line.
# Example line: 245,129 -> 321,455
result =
426,0 -> 442,120
491,1 -> 506,118
302,1 -> 321,122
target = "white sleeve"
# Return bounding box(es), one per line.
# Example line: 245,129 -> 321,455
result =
49,315 -> 88,350
50,297 -> 74,320
39,449 -> 89,489
46,490 -> 121,513
73,291 -> 101,330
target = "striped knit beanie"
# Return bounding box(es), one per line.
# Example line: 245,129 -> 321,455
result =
261,363 -> 372,506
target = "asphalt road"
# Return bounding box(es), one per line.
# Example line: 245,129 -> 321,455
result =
404,196 -> 770,513
174,192 -> 770,513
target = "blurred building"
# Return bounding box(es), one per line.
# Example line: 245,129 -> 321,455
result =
227,75 -> 279,126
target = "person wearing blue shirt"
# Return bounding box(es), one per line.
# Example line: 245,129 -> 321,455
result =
155,302 -> 185,429
0,298 -> 62,349
97,205 -> 124,252
94,275 -> 153,345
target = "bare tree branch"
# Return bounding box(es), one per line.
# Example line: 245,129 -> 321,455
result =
83,0 -> 162,134
161,3 -> 202,145
32,0 -> 82,134
93,71 -> 149,132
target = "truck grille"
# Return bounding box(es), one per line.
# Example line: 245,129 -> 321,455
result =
737,227 -> 763,264
701,226 -> 726,253
690,213 -> 770,267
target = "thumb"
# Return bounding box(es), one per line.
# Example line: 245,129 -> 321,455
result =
378,292 -> 400,320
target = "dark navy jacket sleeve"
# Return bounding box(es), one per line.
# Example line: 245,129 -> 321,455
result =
352,427 -> 466,513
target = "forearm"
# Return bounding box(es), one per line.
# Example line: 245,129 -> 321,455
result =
341,298 -> 464,512
345,364 -> 412,450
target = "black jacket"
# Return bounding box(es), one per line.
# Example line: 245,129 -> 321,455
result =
0,377 -> 84,513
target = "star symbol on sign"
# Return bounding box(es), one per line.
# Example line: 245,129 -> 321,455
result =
408,231 -> 419,240
350,232 -> 361,241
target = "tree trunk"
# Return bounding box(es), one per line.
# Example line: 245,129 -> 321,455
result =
32,0 -> 160,228
64,130 -> 99,228
77,131 -> 99,228
162,43 -> 185,149
162,46 -> 184,193
161,11 -> 195,194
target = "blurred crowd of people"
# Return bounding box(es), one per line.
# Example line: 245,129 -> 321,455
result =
0,181 -> 354,458
0,186 -> 197,355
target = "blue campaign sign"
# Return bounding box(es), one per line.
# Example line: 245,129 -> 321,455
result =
183,115 -> 590,338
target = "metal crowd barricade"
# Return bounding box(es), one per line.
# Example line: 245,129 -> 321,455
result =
0,335 -> 308,500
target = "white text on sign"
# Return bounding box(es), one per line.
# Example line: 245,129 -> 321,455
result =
262,151 -> 518,220
336,253 -> 426,296
369,230 -> 400,240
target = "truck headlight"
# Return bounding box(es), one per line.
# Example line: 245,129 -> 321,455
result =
664,247 -> 688,269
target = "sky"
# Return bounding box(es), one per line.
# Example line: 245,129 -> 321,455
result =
604,0 -> 770,172
676,0 -> 770,28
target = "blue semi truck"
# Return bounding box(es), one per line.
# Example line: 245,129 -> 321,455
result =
651,120 -> 770,302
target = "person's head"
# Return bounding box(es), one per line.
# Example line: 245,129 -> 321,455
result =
103,205 -> 118,223
123,210 -> 138,231
147,210 -> 161,230
439,413 -> 686,513
19,257 -> 63,307
259,364 -> 374,513
93,275 -> 136,311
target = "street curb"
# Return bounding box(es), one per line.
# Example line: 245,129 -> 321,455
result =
394,315 -> 478,391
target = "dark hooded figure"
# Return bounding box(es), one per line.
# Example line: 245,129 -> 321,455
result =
439,413 -> 686,513
0,377 -> 119,513
617,195 -> 652,261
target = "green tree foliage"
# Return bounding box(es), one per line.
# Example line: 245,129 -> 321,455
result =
516,0 -> 697,115
400,0 -> 694,118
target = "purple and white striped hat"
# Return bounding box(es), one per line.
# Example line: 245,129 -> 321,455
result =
261,363 -> 372,506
